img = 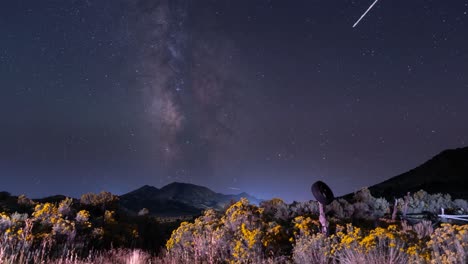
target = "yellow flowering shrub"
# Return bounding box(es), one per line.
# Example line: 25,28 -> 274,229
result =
104,210 -> 116,224
76,210 -> 90,220
292,222 -> 434,263
1,195 -> 171,263
166,221 -> 192,250
58,197 -> 73,217
230,223 -> 264,263
166,199 -> 270,263
292,216 -> 320,237
325,223 -> 363,259
428,224 -> 468,264
263,222 -> 283,247
32,203 -> 60,224
52,217 -> 76,239
2,191 -> 467,264
240,223 -> 261,249
0,212 -> 12,232
293,231 -> 333,263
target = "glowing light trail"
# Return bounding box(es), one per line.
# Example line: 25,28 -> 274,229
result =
353,0 -> 380,28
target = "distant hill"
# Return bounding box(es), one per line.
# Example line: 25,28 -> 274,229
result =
0,182 -> 260,217
34,195 -> 70,204
119,182 -> 261,217
357,147 -> 468,201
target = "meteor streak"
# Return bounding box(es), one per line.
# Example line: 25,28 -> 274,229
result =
353,0 -> 380,28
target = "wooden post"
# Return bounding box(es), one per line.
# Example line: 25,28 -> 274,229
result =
318,202 -> 328,236
403,192 -> 410,217
392,198 -> 398,221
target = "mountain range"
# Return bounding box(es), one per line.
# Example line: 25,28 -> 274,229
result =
119,182 -> 261,217
124,147 -> 467,216
2,147 -> 467,217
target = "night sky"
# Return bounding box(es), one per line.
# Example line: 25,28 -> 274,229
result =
1,0 -> 467,202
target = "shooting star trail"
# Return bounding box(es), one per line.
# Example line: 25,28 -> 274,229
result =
353,0 -> 380,28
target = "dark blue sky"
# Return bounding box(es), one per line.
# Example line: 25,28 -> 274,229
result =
1,0 -> 467,202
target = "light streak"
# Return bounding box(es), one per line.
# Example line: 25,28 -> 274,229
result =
353,0 -> 380,28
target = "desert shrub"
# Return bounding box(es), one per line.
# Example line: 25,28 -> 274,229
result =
453,199 -> 468,213
75,210 -> 90,223
261,198 -> 290,222
166,209 -> 228,262
289,200 -> 319,217
351,188 -> 389,220
292,232 -> 331,264
401,220 -> 434,239
166,198 -> 292,263
291,220 -> 434,264
222,198 -> 266,262
164,195 -> 468,263
80,192 -> 119,212
2,190 -> 468,263
326,199 -> 354,219
338,225 -> 409,264
17,194 -> 34,205
58,197 -> 74,217
427,224 -> 468,264
398,190 -> 455,215
1,196 -> 163,262
0,212 -> 13,232
292,216 -> 332,263
17,194 -> 35,208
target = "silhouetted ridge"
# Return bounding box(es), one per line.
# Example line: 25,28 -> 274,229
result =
366,146 -> 468,200
122,185 -> 160,199
159,182 -> 218,201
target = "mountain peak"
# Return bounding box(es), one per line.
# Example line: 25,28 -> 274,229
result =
161,182 -> 217,193
162,182 -> 209,188
162,182 -> 202,189
120,185 -> 160,201
159,182 -> 218,201
134,185 -> 159,193
142,184 -> 158,189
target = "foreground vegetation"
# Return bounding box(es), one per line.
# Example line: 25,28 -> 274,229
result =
0,191 -> 180,263
1,189 -> 467,263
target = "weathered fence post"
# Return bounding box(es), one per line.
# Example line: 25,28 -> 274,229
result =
318,202 -> 328,235
392,198 -> 398,221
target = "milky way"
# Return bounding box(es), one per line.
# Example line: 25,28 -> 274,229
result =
130,0 -> 241,182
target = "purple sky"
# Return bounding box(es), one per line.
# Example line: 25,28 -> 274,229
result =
1,0 -> 467,201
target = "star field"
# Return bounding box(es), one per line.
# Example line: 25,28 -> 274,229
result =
1,0 -> 467,202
